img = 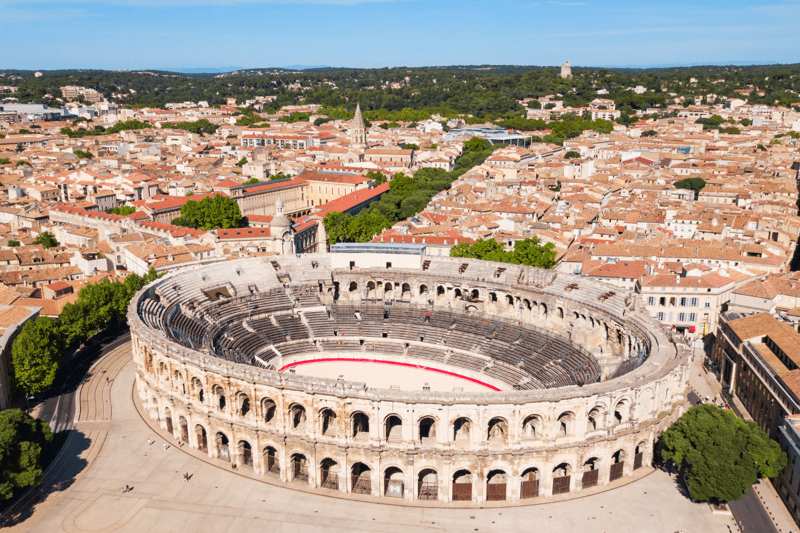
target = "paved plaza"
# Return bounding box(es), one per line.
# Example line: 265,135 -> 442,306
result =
6,348 -> 739,533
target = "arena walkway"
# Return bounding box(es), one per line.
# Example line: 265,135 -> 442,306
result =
7,343 -> 737,533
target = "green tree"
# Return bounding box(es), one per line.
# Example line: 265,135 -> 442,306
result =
463,137 -> 492,153
105,206 -> 136,216
0,158 -> 11,165
450,238 -> 506,262
7,240 -> 20,247
674,177 -> 706,200
243,177 -> 261,185
564,151 -> 581,159
237,157 -> 248,167
388,174 -> 419,197
323,211 -> 353,244
349,210 -> 391,242
365,171 -> 387,185
0,409 -> 53,501
11,317 -> 65,395
661,404 -> 787,502
33,231 -> 59,249
73,150 -> 93,159
177,195 -> 241,230
511,237 -> 558,269
401,143 -> 420,150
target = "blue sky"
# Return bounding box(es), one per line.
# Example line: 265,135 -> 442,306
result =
2,0 -> 799,70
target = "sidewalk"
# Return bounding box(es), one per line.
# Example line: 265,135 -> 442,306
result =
754,479 -> 798,533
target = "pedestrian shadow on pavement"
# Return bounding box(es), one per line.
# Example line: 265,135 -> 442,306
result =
0,430 -> 91,528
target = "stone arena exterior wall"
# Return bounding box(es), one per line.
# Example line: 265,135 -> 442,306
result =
129,254 -> 690,505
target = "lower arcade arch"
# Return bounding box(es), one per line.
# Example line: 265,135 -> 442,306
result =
520,468 -> 540,499
486,470 -> 508,501
417,468 -> 438,500
452,469 -> 473,501
351,463 -> 372,494
383,466 -> 404,498
320,458 -> 340,490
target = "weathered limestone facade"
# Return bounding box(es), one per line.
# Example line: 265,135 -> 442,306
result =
129,254 -> 689,505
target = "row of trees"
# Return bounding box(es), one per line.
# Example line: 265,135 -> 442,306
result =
449,237 -> 558,269
322,138 -> 503,244
171,195 -> 241,230
10,269 -> 160,396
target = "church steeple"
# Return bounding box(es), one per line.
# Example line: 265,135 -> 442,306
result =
351,103 -> 367,147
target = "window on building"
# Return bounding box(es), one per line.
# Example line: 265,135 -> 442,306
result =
680,297 -> 687,306
678,313 -> 686,322
668,312 -> 673,322
689,313 -> 697,322
705,298 -> 711,308
657,312 -> 664,321
690,298 -> 698,307
648,297 -> 655,306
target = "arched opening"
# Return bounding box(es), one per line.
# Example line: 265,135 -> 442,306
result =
505,294 -> 513,306
614,399 -> 629,424
401,283 -> 411,298
487,417 -> 508,444
212,385 -> 225,411
540,303 -> 548,320
291,405 -> 307,431
366,281 -> 376,297
634,441 -> 646,470
471,289 -> 479,300
453,417 -> 471,446
489,292 -> 497,303
291,453 -> 308,482
351,463 -> 372,494
385,415 -> 403,443
238,440 -> 253,469
349,281 -> 358,292
215,432 -> 230,462
523,299 -> 531,311
384,466 -> 404,498
384,282 -> 393,294
159,361 -> 168,379
610,450 -> 626,482
419,417 -> 437,444
320,458 -> 340,490
418,468 -> 438,500
552,463 -> 572,494
178,416 -> 188,443
557,411 -> 574,436
352,412 -> 370,440
263,446 -> 279,474
522,415 -> 541,439
557,307 -> 564,320
320,408 -> 337,437
191,377 -> 203,403
587,407 -> 602,431
237,393 -> 251,417
437,285 -> 445,296
582,457 -> 600,489
195,424 -> 207,453
333,281 -> 340,300
452,469 -> 472,501
262,398 -> 276,424
454,288 -> 462,299
144,352 -> 154,373
419,284 -> 428,295
486,470 -> 507,501
164,406 -> 173,435
520,468 -> 539,499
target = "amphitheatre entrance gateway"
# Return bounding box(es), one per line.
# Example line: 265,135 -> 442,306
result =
130,246 -> 688,505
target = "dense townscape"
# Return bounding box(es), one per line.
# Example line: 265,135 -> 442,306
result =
2,63 -> 800,530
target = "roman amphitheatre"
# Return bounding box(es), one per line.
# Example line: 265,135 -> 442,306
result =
130,243 -> 689,505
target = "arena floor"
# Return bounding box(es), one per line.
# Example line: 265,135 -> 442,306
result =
280,359 -> 501,392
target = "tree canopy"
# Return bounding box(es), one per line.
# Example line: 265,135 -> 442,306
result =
105,205 -> 136,216
0,409 -> 53,501
450,237 -> 557,269
661,404 -> 787,502
175,194 -> 242,230
11,317 -> 65,395
674,177 -> 706,199
33,231 -> 59,249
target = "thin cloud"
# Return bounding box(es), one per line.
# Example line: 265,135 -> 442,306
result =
547,1 -> 588,5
